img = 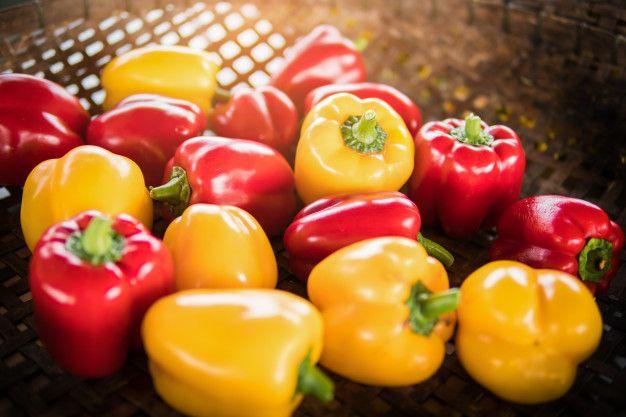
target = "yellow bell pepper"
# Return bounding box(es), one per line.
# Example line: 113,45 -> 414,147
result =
163,203 -> 277,290
307,237 -> 458,386
456,261 -> 602,404
294,93 -> 414,204
101,45 -> 219,113
21,145 -> 152,250
142,289 -> 334,417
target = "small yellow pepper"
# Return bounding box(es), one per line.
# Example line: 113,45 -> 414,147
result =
101,45 -> 219,113
163,204 -> 277,290
456,261 -> 602,404
294,93 -> 414,204
307,237 -> 458,386
142,289 -> 334,417
21,145 -> 152,250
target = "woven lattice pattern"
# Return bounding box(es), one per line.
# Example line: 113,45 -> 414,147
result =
1,1 -> 625,416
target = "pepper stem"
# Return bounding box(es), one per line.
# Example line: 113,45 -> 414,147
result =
450,113 -> 494,146
417,233 -> 454,268
341,110 -> 388,153
66,215 -> 124,265
149,166 -> 191,217
578,238 -> 613,283
297,352 -> 334,403
213,86 -> 232,103
406,282 -> 460,336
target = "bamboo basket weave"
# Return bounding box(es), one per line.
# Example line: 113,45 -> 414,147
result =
0,1 -> 625,416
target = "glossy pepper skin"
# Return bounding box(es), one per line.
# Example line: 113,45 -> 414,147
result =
30,211 -> 174,377
164,204 -> 277,290
150,136 -> 296,237
284,191 -> 454,281
0,73 -> 88,185
304,83 -> 422,137
211,86 -> 298,157
87,94 -> 206,186
295,93 -> 414,204
142,289 -> 334,417
408,114 -> 525,238
101,45 -> 219,113
456,261 -> 602,404
21,145 -> 153,251
308,237 -> 459,386
490,195 -> 624,294
270,25 -> 366,114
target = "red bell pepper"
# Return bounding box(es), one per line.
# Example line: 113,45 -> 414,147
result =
0,73 -> 88,185
284,191 -> 453,281
490,195 -> 624,294
304,83 -> 422,136
86,94 -> 206,186
30,210 -> 174,378
408,114 -> 526,238
211,86 -> 298,158
270,25 -> 366,114
150,136 -> 296,237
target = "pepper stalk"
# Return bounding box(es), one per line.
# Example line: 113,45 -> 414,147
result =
578,238 -> 613,283
297,351 -> 334,403
66,216 -> 124,265
451,113 -> 494,146
149,166 -> 192,217
407,282 -> 460,335
341,110 -> 388,153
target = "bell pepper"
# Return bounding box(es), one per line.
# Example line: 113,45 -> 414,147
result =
21,145 -> 153,251
304,83 -> 422,136
270,25 -> 366,114
307,237 -> 459,386
490,195 -> 624,294
142,289 -> 333,417
408,113 -> 526,238
30,210 -> 174,377
87,94 -> 206,186
294,93 -> 414,204
284,191 -> 454,281
0,73 -> 88,185
150,136 -> 296,237
211,86 -> 298,157
163,203 -> 277,290
456,261 -> 602,404
101,45 -> 219,113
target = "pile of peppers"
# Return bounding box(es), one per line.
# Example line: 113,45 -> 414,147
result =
0,22 -> 618,417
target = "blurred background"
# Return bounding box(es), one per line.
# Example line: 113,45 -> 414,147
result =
0,1 -> 625,416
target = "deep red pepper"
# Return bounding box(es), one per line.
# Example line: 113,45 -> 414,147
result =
211,86 -> 298,158
304,83 -> 422,136
86,94 -> 206,186
284,191 -> 453,281
490,195 -> 624,294
408,114 -> 526,238
0,73 -> 88,185
30,210 -> 174,377
150,136 -> 296,237
270,25 -> 366,114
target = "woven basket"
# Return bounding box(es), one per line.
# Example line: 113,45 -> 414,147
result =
1,1 -> 625,416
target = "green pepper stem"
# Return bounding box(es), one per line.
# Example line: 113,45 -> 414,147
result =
149,166 -> 191,217
81,216 -> 113,257
66,215 -> 124,265
421,289 -> 460,318
297,352 -> 334,403
578,238 -> 613,283
213,86 -> 232,103
352,110 -> 378,145
407,282 -> 460,336
450,113 -> 494,146
417,233 -> 454,268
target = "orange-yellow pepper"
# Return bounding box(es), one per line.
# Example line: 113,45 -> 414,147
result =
307,237 -> 458,386
456,261 -> 602,404
101,45 -> 219,113
142,289 -> 334,417
294,93 -> 414,204
21,145 -> 152,250
163,204 -> 277,290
